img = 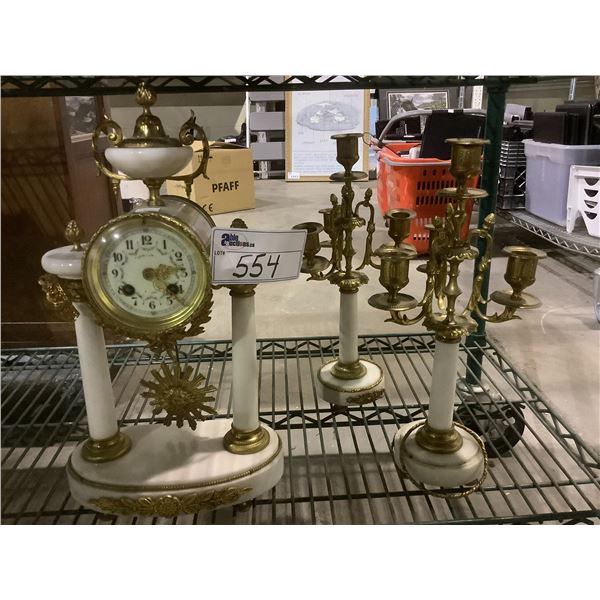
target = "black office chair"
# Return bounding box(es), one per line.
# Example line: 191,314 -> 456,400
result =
375,109 -> 486,158
419,110 -> 487,159
375,116 -> 421,141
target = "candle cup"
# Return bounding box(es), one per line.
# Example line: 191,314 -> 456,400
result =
385,208 -> 416,248
446,138 -> 489,182
293,221 -> 329,274
490,246 -> 546,309
331,132 -> 362,173
319,207 -> 335,238
368,245 -> 417,311
318,207 -> 334,248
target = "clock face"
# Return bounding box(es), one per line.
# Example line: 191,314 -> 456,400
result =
83,213 -> 211,336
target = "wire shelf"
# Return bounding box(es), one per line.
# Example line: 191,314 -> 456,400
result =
2,333 -> 599,525
0,76 -> 546,98
499,209 -> 600,257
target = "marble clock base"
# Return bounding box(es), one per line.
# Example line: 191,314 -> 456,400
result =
317,359 -> 385,407
67,419 -> 283,517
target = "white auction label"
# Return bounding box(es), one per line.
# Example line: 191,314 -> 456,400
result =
210,227 -> 307,284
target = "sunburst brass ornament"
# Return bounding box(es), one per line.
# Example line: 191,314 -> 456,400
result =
141,359 -> 217,430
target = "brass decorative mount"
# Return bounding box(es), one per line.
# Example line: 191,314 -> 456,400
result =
91,487 -> 253,517
415,422 -> 464,454
92,82 -> 210,206
223,425 -> 270,455
331,360 -> 367,380
82,431 -> 132,463
140,360 -> 217,430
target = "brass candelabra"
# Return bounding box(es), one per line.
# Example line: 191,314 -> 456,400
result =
293,133 -> 389,406
369,138 -> 546,338
372,137 -> 545,496
297,134 -> 545,495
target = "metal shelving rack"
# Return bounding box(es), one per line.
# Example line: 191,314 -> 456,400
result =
2,334 -> 599,525
498,209 -> 600,258
4,75 -> 596,525
0,75 -> 542,98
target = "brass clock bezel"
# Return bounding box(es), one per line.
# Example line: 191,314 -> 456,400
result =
82,212 -> 213,350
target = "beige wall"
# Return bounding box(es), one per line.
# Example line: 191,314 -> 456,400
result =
107,91 -> 246,142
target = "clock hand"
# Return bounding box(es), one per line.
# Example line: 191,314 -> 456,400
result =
119,283 -> 136,296
144,264 -> 183,282
155,264 -> 178,281
151,276 -> 185,306
143,267 -> 157,282
143,265 -> 186,306
165,287 -> 185,306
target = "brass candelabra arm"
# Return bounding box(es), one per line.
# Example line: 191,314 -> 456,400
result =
354,188 -> 377,271
386,305 -> 427,326
433,260 -> 448,310
364,253 -> 382,271
462,214 -> 495,315
331,229 -> 344,272
470,302 -> 520,324
427,223 -> 448,309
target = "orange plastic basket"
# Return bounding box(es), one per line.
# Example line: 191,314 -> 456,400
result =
376,143 -> 478,254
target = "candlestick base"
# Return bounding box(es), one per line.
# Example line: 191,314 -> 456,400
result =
317,359 -> 385,407
67,419 -> 283,516
392,419 -> 486,496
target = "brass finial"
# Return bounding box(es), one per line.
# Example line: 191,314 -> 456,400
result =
231,218 -> 248,229
131,83 -> 168,141
135,82 -> 157,111
65,220 -> 84,251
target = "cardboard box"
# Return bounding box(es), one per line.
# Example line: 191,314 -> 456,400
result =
166,141 -> 255,215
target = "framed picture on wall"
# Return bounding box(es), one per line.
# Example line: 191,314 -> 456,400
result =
285,83 -> 370,181
379,88 -> 460,120
64,96 -> 99,141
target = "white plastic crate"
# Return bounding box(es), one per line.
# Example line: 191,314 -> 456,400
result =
566,165 -> 600,237
524,140 -> 600,227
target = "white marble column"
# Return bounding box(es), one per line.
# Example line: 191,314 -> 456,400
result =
427,339 -> 460,430
338,290 -> 359,365
230,290 -> 259,432
42,244 -> 120,443
73,302 -> 120,441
